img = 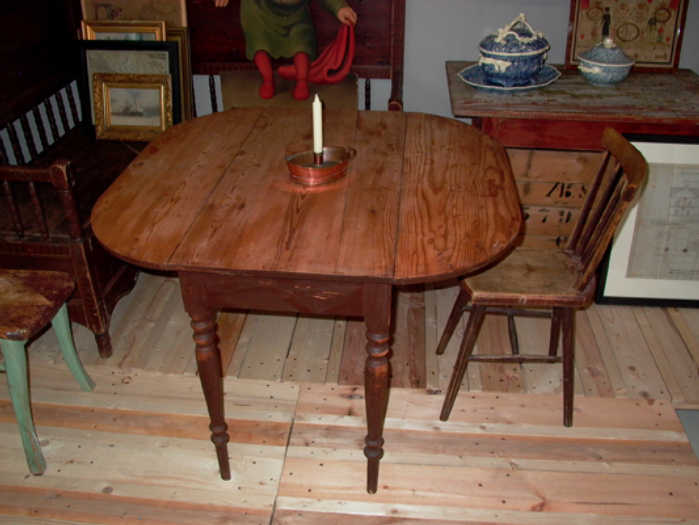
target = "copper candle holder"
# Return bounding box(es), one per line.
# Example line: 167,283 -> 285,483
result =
286,146 -> 356,186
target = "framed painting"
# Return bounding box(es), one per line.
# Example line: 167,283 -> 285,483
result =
81,20 -> 167,41
93,73 -> 173,141
80,0 -> 187,26
78,40 -> 180,127
166,27 -> 194,120
597,141 -> 699,307
565,0 -> 689,72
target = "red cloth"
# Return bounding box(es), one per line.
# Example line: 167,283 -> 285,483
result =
278,24 -> 355,84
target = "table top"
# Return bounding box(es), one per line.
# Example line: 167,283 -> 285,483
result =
447,61 -> 699,126
92,108 -> 521,285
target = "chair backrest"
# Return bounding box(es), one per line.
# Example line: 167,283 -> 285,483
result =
565,128 -> 648,291
0,159 -> 83,242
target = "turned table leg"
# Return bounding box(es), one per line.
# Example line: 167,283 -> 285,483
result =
180,273 -> 231,480
363,283 -> 392,494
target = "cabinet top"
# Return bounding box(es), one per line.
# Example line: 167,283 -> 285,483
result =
446,61 -> 699,126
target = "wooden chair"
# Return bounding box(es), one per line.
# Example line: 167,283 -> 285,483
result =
435,128 -> 648,427
0,158 -> 138,357
0,269 -> 95,475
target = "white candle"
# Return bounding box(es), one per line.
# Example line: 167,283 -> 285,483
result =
313,94 -> 323,155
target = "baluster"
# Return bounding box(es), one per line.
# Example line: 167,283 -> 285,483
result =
56,89 -> 70,133
19,114 -> 38,162
7,122 -> 25,165
44,97 -> 60,143
28,182 -> 49,241
209,75 -> 218,113
66,83 -> 80,127
2,181 -> 24,238
0,131 -> 9,164
32,106 -> 50,153
364,78 -> 371,111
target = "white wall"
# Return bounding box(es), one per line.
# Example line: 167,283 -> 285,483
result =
194,0 -> 699,117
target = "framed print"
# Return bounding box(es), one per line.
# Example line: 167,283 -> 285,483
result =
597,141 -> 699,307
565,0 -> 689,72
93,73 -> 173,141
80,0 -> 187,27
78,40 -> 180,127
81,20 -> 167,41
167,27 -> 194,120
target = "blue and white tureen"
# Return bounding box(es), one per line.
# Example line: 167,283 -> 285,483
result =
577,37 -> 635,85
478,13 -> 550,87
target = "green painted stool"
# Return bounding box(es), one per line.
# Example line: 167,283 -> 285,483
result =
0,270 -> 95,475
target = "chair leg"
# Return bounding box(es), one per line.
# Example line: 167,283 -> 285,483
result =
507,312 -> 519,355
94,331 -> 113,359
440,305 -> 487,421
0,340 -> 47,475
52,304 -> 95,392
435,288 -> 470,356
549,307 -> 563,357
561,308 -> 575,427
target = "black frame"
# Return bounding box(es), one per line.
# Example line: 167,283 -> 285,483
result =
596,135 -> 699,308
78,40 -> 181,133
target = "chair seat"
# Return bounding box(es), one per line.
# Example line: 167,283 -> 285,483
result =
0,270 -> 74,340
463,248 -> 593,308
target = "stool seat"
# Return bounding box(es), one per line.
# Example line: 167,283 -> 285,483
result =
0,269 -> 94,475
0,270 -> 75,340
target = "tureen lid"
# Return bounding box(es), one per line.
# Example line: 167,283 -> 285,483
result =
578,38 -> 635,66
478,13 -> 550,54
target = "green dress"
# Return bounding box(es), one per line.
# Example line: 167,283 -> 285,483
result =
241,0 -> 349,61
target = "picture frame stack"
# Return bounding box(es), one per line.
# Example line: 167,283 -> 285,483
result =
78,0 -> 193,141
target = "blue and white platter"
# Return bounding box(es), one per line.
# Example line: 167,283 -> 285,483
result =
459,64 -> 561,93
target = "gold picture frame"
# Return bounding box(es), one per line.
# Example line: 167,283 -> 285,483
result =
81,20 -> 167,41
80,0 -> 187,26
93,73 -> 173,141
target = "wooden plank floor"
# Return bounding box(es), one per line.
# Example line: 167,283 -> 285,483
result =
0,367 -> 697,524
1,270 -> 699,524
27,270 -> 699,408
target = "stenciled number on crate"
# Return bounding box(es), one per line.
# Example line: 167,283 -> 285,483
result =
545,181 -> 588,201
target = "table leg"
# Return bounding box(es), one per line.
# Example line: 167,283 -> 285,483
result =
363,283 -> 392,494
180,274 -> 231,480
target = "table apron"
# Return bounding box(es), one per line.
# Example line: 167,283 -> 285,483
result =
179,272 -> 369,317
477,117 -> 699,150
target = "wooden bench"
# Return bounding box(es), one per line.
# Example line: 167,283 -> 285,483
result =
0,3 -> 143,358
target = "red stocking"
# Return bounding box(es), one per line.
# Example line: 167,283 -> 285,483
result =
293,52 -> 311,101
254,50 -> 275,99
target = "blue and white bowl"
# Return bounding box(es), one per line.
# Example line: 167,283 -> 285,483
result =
478,14 -> 550,87
577,38 -> 635,85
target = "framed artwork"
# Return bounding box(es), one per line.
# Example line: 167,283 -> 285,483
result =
565,0 -> 689,72
80,0 -> 187,27
597,141 -> 699,307
93,73 -> 173,141
78,40 -> 180,127
81,20 -> 167,41
166,27 -> 194,120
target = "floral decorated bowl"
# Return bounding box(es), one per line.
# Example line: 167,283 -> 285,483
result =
478,13 -> 550,87
577,37 -> 635,85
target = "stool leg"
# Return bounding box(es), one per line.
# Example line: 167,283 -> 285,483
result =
1,340 -> 47,475
52,304 -> 95,392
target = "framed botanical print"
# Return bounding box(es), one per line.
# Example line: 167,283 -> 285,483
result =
80,0 -> 187,26
566,0 -> 689,72
597,140 -> 699,306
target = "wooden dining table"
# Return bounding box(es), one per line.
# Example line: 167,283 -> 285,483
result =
91,107 -> 522,493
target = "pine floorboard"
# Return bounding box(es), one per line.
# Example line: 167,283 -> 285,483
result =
1,270 -> 699,524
